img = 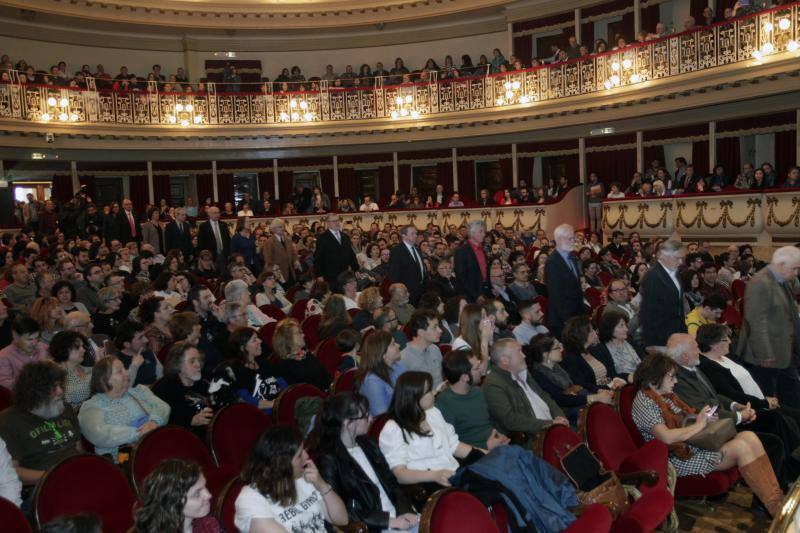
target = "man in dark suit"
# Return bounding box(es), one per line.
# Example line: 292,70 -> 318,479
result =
313,213 -> 358,289
116,198 -> 142,245
544,224 -> 585,339
197,206 -> 231,271
164,207 -> 193,260
388,225 -> 426,305
640,239 -> 687,350
454,220 -> 489,303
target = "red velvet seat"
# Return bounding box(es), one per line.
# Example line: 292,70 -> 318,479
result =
535,424 -> 674,533
258,303 -> 287,321
175,300 -> 190,312
272,383 -> 326,430
285,285 -> 300,303
584,287 -> 603,309
258,322 -> 278,349
347,308 -> 360,318
34,454 -> 135,533
290,298 -> 309,322
617,385 -> 739,497
368,413 -> 390,441
316,338 -> 343,377
439,343 -> 452,357
731,279 -> 746,301
332,368 -> 358,394
721,304 -> 742,330
421,488 -> 500,533
301,314 -> 322,350
380,277 -> 391,301
215,477 -> 244,533
131,425 -> 236,501
0,385 -> 11,411
156,342 -> 173,365
563,504 -> 613,533
597,271 -> 613,287
208,403 -> 272,470
0,495 -> 31,533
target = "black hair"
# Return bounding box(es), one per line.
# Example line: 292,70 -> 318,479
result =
701,293 -> 727,311
49,330 -> 88,363
114,320 -> 146,350
407,309 -> 437,340
442,349 -> 475,385
51,280 -> 77,302
11,315 -> 41,336
334,328 -> 360,353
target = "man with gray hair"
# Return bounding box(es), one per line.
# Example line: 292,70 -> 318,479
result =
737,245 -> 800,408
197,206 -> 230,268
388,224 -> 426,305
545,224 -> 585,339
640,239 -> 687,350
454,220 -> 489,302
263,218 -> 299,284
165,206 -> 193,260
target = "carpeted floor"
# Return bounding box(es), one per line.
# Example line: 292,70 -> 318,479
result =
675,484 -> 772,532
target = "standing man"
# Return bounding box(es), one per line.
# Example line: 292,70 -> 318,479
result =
454,220 -> 489,303
737,246 -> 800,408
263,218 -> 299,285
389,225 -> 426,305
640,240 -> 687,351
117,198 -> 142,245
544,224 -> 585,339
164,207 -> 193,260
197,206 -> 231,271
313,213 -> 359,289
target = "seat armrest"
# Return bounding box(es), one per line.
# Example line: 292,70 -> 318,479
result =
618,469 -> 659,486
343,522 -> 368,533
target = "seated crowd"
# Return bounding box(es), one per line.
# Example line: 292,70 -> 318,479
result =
0,4 -> 772,96
0,185 -> 798,531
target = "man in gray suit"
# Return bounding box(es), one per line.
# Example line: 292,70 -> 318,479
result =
737,246 -> 800,408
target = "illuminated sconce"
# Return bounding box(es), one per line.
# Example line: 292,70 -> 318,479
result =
282,98 -> 316,122
47,97 -> 57,107
788,40 -> 799,53
622,59 -> 632,70
59,97 -> 69,108
390,93 -> 422,119
764,21 -> 774,33
41,113 -> 51,122
611,62 -> 620,71
168,100 -> 203,126
761,42 -> 775,54
495,79 -> 529,106
778,18 -> 790,31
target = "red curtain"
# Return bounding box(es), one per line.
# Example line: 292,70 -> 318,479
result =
775,130 -> 797,183
436,162 -> 452,191
499,159 -> 513,189
378,166 -> 394,203
337,167 -> 356,203
582,21 -> 595,50
518,157 -> 535,186
513,35 -> 533,67
257,171 -> 273,200
319,168 -> 334,199
586,148 -> 637,187
621,10 -> 635,40
153,175 -> 171,205
641,3 -> 661,34
643,145 -> 666,171
52,175 -> 73,204
196,175 -> 214,205
217,173 -> 235,207
397,164 -> 411,196
277,171 -> 293,203
129,175 -> 149,213
690,0 -> 706,23
457,160 -> 476,202
715,137 -> 740,178
564,154 -> 580,184
78,175 -> 96,200
692,140 -> 710,176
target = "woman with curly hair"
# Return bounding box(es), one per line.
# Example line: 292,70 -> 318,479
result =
30,296 -> 64,343
134,458 -> 221,532
140,296 -> 175,356
235,426 -> 348,533
49,330 -> 92,406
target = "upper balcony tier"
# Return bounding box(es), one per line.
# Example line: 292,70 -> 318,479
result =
1,3 -> 799,152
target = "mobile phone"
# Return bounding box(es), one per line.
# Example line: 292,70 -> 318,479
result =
707,405 -> 718,417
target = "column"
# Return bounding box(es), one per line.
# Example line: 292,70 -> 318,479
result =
0,160 -> 5,187
211,161 -> 218,202
392,152 -> 399,192
273,159 -> 279,200
708,121 -> 716,174
578,137 -> 586,183
574,8 -> 582,41
708,0 -> 715,9
451,148 -> 458,192
796,110 -> 800,166
333,155 -> 340,198
636,131 -> 644,172
511,143 -> 519,187
507,22 -> 514,57
71,161 -> 80,197
634,0 -> 641,34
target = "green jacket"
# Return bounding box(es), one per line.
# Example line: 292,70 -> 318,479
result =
482,364 -> 564,441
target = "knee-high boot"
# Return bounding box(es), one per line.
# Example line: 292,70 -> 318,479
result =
739,453 -> 786,517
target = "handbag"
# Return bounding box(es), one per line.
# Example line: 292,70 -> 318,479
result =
558,442 -> 630,519
681,415 -> 736,451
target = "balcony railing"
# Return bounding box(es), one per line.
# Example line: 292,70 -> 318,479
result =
0,2 -> 797,128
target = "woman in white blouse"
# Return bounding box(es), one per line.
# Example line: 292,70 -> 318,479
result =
378,371 -> 505,488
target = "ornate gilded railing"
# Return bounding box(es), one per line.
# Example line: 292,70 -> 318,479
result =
0,3 -> 797,127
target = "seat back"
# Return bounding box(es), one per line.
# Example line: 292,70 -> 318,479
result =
597,271 -> 613,287
583,403 -> 637,471
258,303 -> 287,321
721,304 -> 742,330
131,425 -> 214,494
301,314 -> 322,350
290,298 -> 309,322
421,488 -> 500,533
532,424 -> 582,474
215,477 -> 244,533
584,287 -> 602,309
258,322 -> 278,349
285,286 -> 300,303
731,279 -> 746,300
0,385 -> 11,411
315,338 -> 343,377
439,344 -> 452,357
209,403 -> 272,470
332,368 -> 358,394
0,496 -> 31,533
368,413 -> 390,441
34,454 -> 135,533
347,308 -> 360,318
617,385 -> 646,447
272,383 -> 326,430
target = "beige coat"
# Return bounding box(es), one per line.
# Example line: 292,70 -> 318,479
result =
263,235 -> 298,281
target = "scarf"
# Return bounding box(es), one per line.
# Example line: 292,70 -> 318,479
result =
642,388 -> 695,460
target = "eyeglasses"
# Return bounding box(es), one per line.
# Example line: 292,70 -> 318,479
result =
348,413 -> 370,421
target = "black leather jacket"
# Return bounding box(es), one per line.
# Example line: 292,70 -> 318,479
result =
316,436 -> 413,531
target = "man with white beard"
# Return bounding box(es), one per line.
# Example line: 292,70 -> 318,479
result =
0,361 -> 82,486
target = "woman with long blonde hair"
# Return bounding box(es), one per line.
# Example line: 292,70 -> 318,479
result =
30,296 -> 64,343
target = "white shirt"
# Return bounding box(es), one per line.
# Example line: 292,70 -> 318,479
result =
659,260 -> 682,293
235,478 -> 327,533
0,437 -> 22,507
237,209 -> 254,217
379,406 -> 460,472
348,445 -> 397,518
716,356 -> 765,400
512,370 -> 553,421
343,295 -> 360,310
359,202 -> 379,212
210,220 -> 223,252
450,337 -> 470,351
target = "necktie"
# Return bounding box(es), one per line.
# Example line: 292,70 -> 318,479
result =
334,231 -> 341,244
410,246 -> 423,280
212,221 -> 222,253
694,369 -> 717,400
127,212 -> 136,237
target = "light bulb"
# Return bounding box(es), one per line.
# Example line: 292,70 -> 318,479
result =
405,95 -> 412,103
391,111 -> 399,119
495,98 -> 504,105
622,59 -> 632,69
504,81 -> 512,90
752,50 -> 763,59
762,42 -> 774,54
303,112 -> 313,121
505,90 -> 513,99
610,75 -> 620,85
185,104 -> 194,112
291,112 -> 299,120
193,115 -> 202,124
512,81 -> 521,90
395,96 -> 403,105
519,95 -> 530,103
400,108 -> 409,117
69,113 -> 78,121
58,112 -> 68,121
47,97 -> 57,107
611,62 -> 620,71
175,103 -> 184,112
279,112 -> 289,121
299,100 -> 308,110
788,40 -> 799,52
290,99 -> 298,108
180,119 -> 189,127
168,115 -> 177,124
604,80 -> 612,90
778,18 -> 790,30
41,113 -> 51,122
630,74 -> 641,83
410,110 -> 420,119
764,22 -> 773,33
59,97 -> 69,108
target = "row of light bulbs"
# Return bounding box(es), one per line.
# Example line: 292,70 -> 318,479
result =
752,18 -> 799,62
391,94 -> 421,119
41,96 -> 77,122
495,80 -> 533,106
166,102 -> 203,126
279,98 -> 316,122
